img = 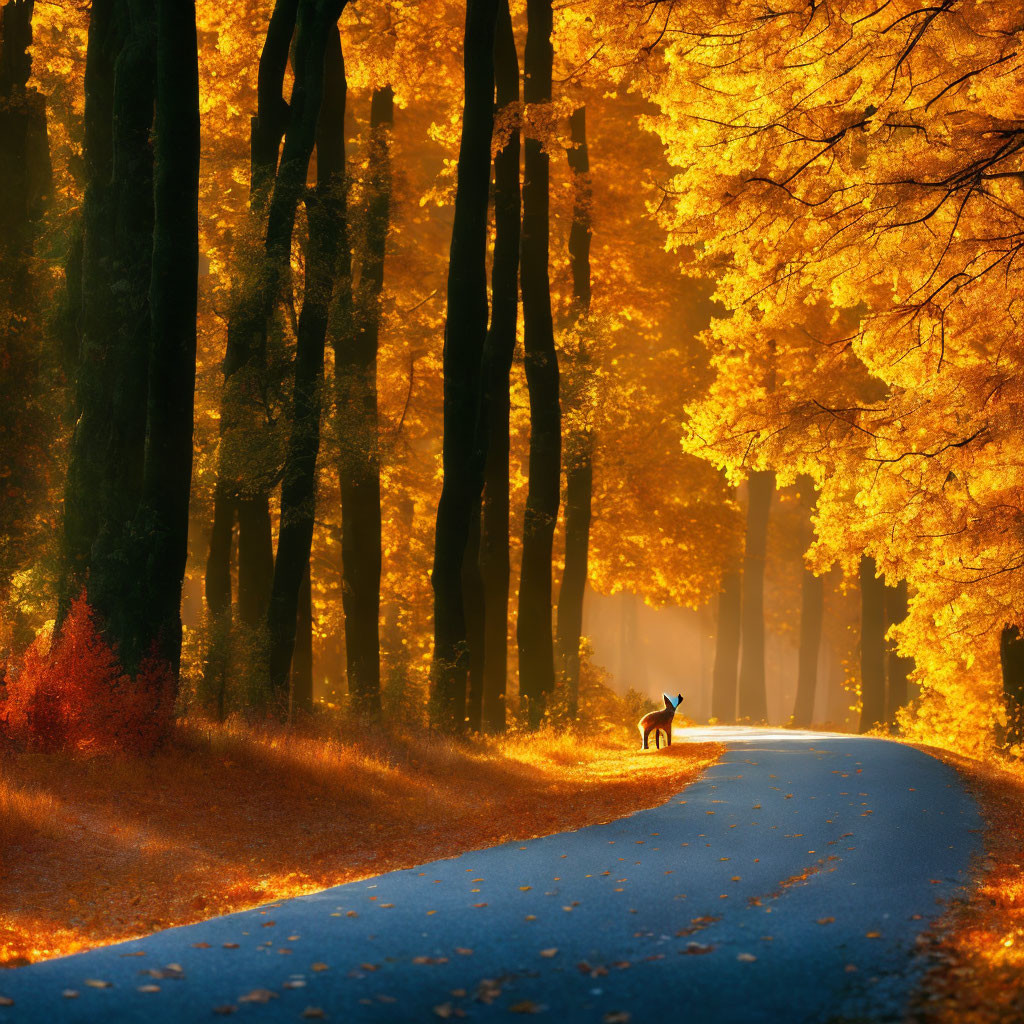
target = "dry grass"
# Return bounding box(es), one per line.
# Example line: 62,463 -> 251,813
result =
0,719 -> 721,966
909,746 -> 1024,1023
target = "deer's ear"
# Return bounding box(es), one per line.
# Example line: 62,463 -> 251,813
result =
663,694 -> 673,710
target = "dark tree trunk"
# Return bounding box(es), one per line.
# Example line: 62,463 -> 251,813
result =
737,470 -> 773,722
711,569 -> 741,722
135,0 -> 200,677
517,0 -> 560,729
204,0 -> 299,646
792,477 -> 822,728
291,560 -> 314,715
266,7 -> 347,708
430,0 -> 498,732
859,554 -> 887,733
1000,625 -> 1024,750
0,0 -> 52,603
555,105 -> 593,721
884,578 -> 912,730
336,83 -> 392,719
463,504 -> 485,730
59,0 -> 157,664
479,0 -> 519,734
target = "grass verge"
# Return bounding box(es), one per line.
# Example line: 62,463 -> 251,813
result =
0,720 -> 721,966
909,746 -> 1024,1023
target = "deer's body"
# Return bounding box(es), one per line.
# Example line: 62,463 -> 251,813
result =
638,693 -> 684,750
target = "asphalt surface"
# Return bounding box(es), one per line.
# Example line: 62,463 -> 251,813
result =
0,728 -> 982,1023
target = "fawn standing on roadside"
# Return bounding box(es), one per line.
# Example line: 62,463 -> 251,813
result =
638,693 -> 684,750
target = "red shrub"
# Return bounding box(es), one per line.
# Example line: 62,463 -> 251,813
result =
0,594 -> 175,756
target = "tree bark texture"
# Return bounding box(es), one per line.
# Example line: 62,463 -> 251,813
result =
711,568 -> 741,722
291,560 -> 314,715
266,7 -> 347,708
430,0 -> 498,732
884,578 -> 912,730
792,477 -> 822,728
479,0 -> 519,734
517,0 -> 561,729
555,104 -> 593,721
1000,625 -> 1024,750
737,470 -> 773,722
859,554 -> 887,733
336,83 -> 392,718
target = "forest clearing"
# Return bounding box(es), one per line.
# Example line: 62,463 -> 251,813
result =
1,0 -> 1023,1019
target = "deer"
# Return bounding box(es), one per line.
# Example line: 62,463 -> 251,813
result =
638,693 -> 684,750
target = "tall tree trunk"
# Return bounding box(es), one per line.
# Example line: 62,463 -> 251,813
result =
430,0 -> 498,732
135,0 -> 200,678
858,554 -> 886,733
792,476 -> 822,728
711,569 -> 742,722
463,505 -> 485,730
0,0 -> 53,608
203,0 -> 298,653
885,579 -> 912,730
336,84 -> 392,719
59,0 -> 157,665
1000,625 -> 1024,750
737,470 -> 773,722
517,0 -> 560,729
555,105 -> 593,721
266,6 -> 347,708
291,560 -> 314,715
479,0 -> 519,734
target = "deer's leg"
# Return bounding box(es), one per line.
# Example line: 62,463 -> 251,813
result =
642,729 -> 649,750
655,729 -> 661,750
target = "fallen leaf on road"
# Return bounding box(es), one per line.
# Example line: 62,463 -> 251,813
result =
509,1000 -> 544,1014
737,953 -> 757,962
212,1006 -> 237,1016
301,1009 -> 326,1020
223,942 -> 239,949
137,985 -> 161,994
540,948 -> 558,958
283,980 -> 306,989
0,997 -> 13,1007
817,917 -> 835,925
84,979 -> 112,989
62,990 -> 78,999
865,931 -> 882,939
192,942 -> 211,949
238,989 -> 277,1003
603,1013 -> 631,1024
311,962 -> 330,972
455,948 -> 473,956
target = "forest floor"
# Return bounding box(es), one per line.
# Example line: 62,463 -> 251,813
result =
0,721 -> 722,967
909,746 -> 1024,1024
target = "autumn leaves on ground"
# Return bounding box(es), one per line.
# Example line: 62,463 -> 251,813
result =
0,719 -> 720,967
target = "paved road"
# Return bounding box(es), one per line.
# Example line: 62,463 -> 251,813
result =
0,729 -> 982,1023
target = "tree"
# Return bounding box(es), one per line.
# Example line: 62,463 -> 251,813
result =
711,567 -> 741,723
517,0 -> 560,728
885,579 -> 913,730
1000,627 -> 1024,751
0,0 -> 53,638
430,0 -> 498,732
555,105 -> 593,721
335,82 -> 393,719
792,478 -> 823,728
859,555 -> 886,734
266,1 -> 349,708
737,471 -> 772,722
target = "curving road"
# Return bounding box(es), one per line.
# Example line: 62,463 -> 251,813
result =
0,729 -> 981,1023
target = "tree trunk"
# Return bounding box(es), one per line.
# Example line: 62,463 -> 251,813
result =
291,560 -> 314,715
463,504 -> 485,730
737,470 -> 773,722
136,0 -> 200,678
203,0 -> 298,651
517,0 -> 560,729
711,569 -> 741,722
479,0 -> 519,734
792,477 -> 822,728
336,83 -> 392,719
266,7 -> 347,708
1000,625 -> 1024,750
858,554 -> 887,733
884,578 -> 913,730
430,0 -> 497,732
59,0 -> 156,664
555,104 -> 593,721
0,0 -> 52,605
